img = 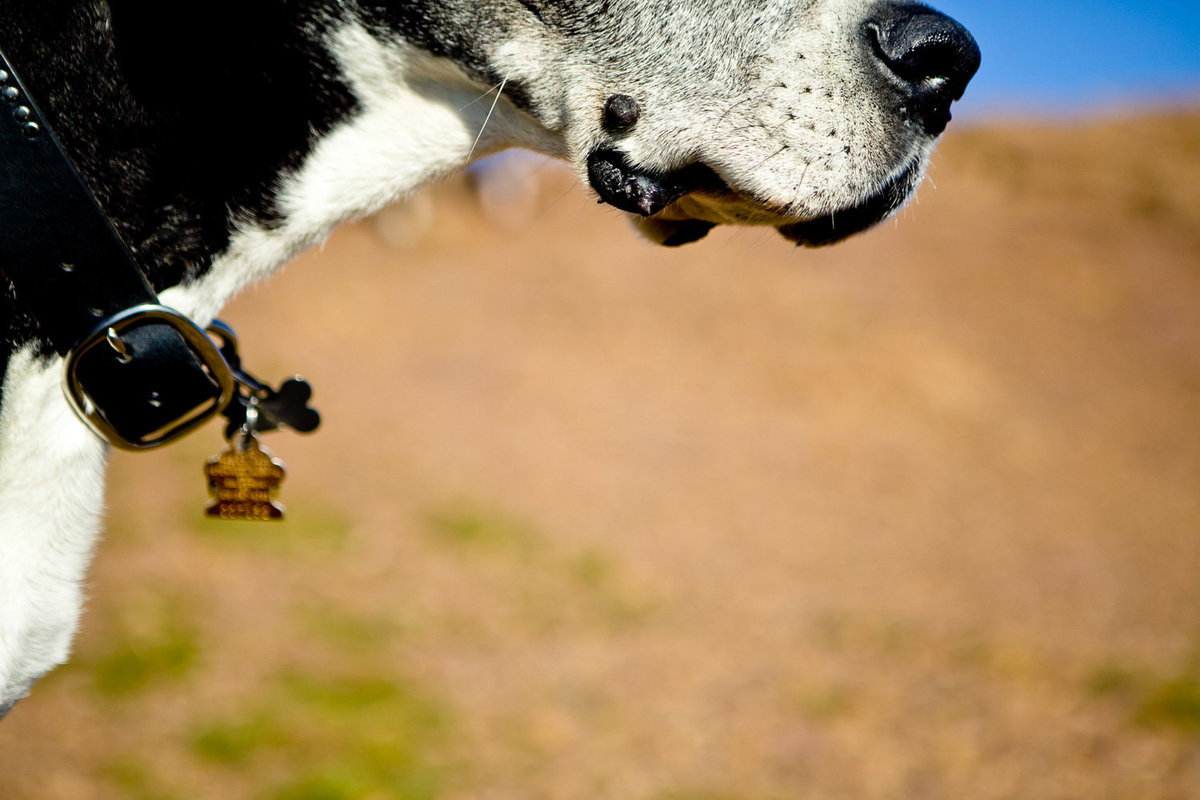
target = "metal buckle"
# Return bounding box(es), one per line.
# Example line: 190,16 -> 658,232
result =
64,304 -> 235,450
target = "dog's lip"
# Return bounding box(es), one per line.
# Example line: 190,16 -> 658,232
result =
777,159 -> 923,247
587,148 -> 725,217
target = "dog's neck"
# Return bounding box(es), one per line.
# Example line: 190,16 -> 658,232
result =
0,0 -> 566,711
1,0 -> 565,390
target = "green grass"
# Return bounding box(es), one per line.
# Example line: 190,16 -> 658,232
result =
191,669 -> 455,800
568,549 -> 617,591
90,619 -> 201,697
1084,657 -> 1200,736
655,791 -> 780,800
192,713 -> 288,766
1084,662 -> 1138,698
425,502 -> 541,555
189,501 -> 352,556
1137,674 -> 1200,734
102,761 -> 184,800
794,682 -> 858,722
299,605 -> 412,651
565,549 -> 655,628
424,498 -> 654,631
268,759 -> 443,800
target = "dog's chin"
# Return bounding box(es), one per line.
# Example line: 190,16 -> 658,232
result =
629,216 -> 720,247
633,166 -> 921,248
775,160 -> 923,247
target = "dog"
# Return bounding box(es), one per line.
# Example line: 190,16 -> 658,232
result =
0,0 -> 979,715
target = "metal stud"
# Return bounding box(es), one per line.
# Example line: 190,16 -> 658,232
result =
2,85 -> 19,102
22,121 -> 39,138
13,105 -> 30,121
105,327 -> 133,364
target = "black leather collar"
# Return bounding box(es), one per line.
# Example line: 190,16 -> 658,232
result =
0,44 -> 233,449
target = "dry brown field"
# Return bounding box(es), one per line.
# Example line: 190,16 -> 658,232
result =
2,110 -> 1199,800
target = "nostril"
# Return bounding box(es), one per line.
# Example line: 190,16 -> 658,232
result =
867,3 -> 981,134
875,32 -> 965,92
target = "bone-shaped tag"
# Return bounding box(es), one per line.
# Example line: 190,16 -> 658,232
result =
260,377 -> 320,433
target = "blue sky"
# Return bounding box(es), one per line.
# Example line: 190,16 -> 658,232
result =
932,0 -> 1200,117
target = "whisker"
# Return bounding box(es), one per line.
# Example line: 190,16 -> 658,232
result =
458,80 -> 507,112
712,92 -> 764,138
527,180 -> 580,229
466,76 -> 508,163
783,160 -> 815,216
749,144 -> 788,174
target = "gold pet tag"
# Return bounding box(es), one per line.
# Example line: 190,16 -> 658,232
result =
204,433 -> 286,521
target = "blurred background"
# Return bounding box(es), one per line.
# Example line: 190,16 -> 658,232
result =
2,3 -> 1198,799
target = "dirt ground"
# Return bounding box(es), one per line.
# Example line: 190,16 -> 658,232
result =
1,111 -> 1199,800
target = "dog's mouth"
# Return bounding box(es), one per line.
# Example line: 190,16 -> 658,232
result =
587,148 -> 923,248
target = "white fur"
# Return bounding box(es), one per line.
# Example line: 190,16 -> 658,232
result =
0,347 -> 107,714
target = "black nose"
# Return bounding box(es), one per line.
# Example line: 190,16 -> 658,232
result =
866,3 -> 981,136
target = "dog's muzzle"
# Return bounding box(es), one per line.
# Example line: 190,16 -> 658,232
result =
587,3 -> 981,250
